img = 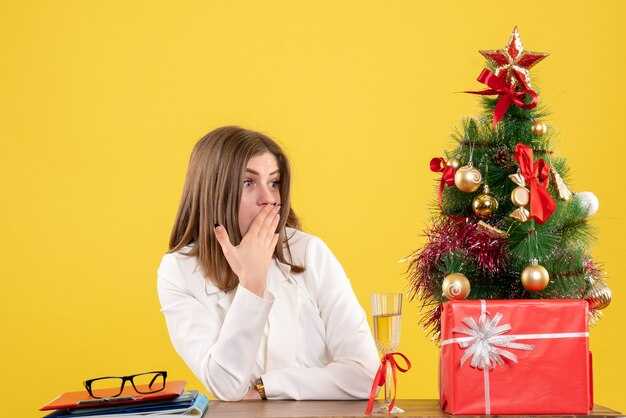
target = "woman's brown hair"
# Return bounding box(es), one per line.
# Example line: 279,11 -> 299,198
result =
168,126 -> 304,292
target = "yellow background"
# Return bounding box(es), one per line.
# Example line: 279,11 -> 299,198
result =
2,1 -> 625,416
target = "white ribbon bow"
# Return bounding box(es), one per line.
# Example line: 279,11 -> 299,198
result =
452,311 -> 535,369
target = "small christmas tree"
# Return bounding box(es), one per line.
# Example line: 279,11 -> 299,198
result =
408,27 -> 611,341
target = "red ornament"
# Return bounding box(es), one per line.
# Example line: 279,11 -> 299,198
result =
479,26 -> 549,89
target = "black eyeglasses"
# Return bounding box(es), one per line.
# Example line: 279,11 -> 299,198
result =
83,371 -> 167,399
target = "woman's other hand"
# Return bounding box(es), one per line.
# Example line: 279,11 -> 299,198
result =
214,204 -> 280,297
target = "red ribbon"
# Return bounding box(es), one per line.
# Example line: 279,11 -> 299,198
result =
430,157 -> 455,210
365,352 -> 411,415
513,143 -> 556,224
466,68 -> 538,129
430,158 -> 471,223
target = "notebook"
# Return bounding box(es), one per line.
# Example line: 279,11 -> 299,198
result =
40,380 -> 187,411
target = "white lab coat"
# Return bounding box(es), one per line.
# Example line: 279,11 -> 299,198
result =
157,228 -> 380,401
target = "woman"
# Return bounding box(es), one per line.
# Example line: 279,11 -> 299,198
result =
157,126 -> 379,401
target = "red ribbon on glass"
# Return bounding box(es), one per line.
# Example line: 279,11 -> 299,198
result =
365,352 -> 412,415
465,68 -> 538,129
513,143 -> 556,224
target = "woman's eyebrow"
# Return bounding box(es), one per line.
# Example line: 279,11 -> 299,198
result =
245,168 -> 280,176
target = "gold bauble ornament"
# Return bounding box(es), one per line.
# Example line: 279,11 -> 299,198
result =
472,185 -> 499,217
442,273 -> 471,300
586,282 -> 612,310
454,164 -> 482,193
446,157 -> 461,170
531,120 -> 547,137
521,260 -> 550,292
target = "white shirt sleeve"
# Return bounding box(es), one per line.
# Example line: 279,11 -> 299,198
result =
261,237 -> 380,400
157,254 -> 274,401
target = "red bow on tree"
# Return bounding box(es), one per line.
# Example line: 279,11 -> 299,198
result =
365,352 -> 412,415
430,158 -> 471,222
513,143 -> 556,224
430,157 -> 455,210
466,68 -> 538,129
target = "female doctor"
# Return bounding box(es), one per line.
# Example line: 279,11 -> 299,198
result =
157,126 -> 379,401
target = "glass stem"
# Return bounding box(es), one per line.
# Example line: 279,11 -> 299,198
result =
384,360 -> 393,406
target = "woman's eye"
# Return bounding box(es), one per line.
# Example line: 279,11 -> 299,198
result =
270,180 -> 280,188
243,179 -> 253,187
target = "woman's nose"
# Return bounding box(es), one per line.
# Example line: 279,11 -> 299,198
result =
257,184 -> 277,205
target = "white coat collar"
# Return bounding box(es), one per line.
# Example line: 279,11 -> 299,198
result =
274,257 -> 294,284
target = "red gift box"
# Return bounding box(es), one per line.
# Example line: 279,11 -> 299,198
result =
439,299 -> 592,415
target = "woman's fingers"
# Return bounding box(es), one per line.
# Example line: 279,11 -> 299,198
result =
214,224 -> 234,255
265,206 -> 281,243
247,204 -> 275,238
214,215 -> 277,297
251,204 -> 280,241
270,231 -> 279,252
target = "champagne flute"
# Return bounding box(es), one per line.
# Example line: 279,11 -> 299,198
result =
371,293 -> 403,414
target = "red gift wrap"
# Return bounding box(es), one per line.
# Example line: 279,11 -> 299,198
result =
439,299 -> 592,415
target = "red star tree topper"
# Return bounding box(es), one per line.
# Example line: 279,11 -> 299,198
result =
480,26 -> 549,89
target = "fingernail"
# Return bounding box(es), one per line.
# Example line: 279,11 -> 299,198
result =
214,223 -> 220,228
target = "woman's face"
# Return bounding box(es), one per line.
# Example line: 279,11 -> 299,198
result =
238,152 -> 281,236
